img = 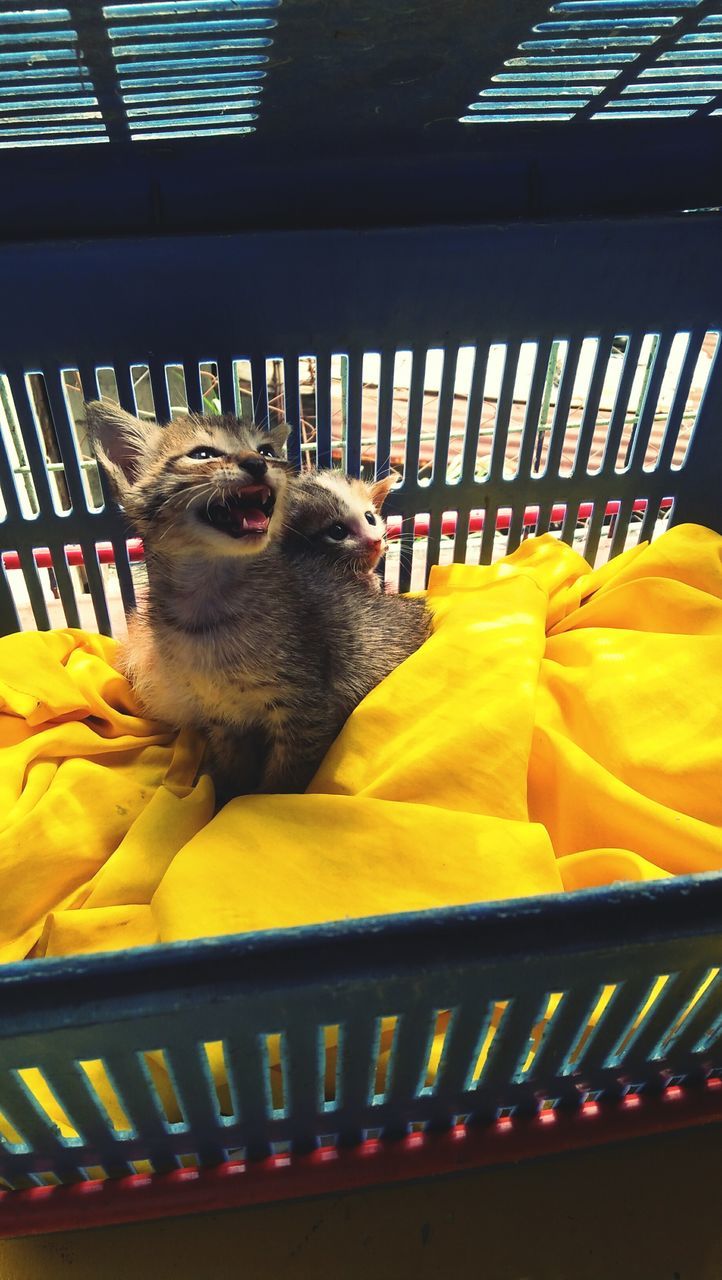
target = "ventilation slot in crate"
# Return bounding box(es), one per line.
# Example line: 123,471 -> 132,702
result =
104,0 -> 278,141
460,0 -> 722,125
0,7 -> 106,150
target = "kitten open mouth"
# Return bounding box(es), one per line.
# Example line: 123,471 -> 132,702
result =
199,484 -> 275,539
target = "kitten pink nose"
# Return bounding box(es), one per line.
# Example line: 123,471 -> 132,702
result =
364,538 -> 384,562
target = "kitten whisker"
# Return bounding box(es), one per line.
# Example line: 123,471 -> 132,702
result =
183,482 -> 217,513
278,519 -> 314,546
155,518 -> 179,545
153,481 -> 215,518
206,485 -> 222,518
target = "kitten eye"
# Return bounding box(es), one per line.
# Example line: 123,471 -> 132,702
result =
257,444 -> 276,458
187,445 -> 224,460
325,522 -> 349,541
364,511 -> 376,526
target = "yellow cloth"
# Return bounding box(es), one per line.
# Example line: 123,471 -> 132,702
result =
0,523 -> 720,968
1,522 -> 721,1135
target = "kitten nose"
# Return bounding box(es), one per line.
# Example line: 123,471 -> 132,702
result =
239,454 -> 268,480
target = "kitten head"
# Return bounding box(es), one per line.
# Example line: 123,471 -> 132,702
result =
283,469 -> 396,579
85,401 -> 291,559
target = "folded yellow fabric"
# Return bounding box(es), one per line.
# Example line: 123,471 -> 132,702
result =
0,522 -> 720,974
0,629 -> 214,962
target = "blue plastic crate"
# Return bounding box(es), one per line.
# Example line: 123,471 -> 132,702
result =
0,0 -> 721,1237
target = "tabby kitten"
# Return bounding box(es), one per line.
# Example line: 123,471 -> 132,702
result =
87,403 -> 431,801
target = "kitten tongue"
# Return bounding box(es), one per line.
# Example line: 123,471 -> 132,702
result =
235,506 -> 268,534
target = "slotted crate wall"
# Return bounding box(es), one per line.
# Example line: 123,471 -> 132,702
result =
2,881 -> 722,1212
0,214 -> 720,635
0,0 -> 278,150
463,0 -> 722,124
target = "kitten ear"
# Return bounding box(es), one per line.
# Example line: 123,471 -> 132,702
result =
370,471 -> 398,512
84,400 -> 162,494
268,421 -> 291,454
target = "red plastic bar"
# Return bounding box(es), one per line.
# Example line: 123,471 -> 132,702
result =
384,496 -> 670,540
1,539 -> 145,572
0,1078 -> 718,1240
0,499 -> 671,572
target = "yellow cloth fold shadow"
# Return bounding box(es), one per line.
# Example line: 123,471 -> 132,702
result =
1,524 -> 721,1134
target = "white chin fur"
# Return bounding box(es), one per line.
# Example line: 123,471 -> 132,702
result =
205,529 -> 271,556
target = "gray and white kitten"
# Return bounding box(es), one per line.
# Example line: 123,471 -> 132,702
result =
86,403 -> 431,802
282,468 -> 396,588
